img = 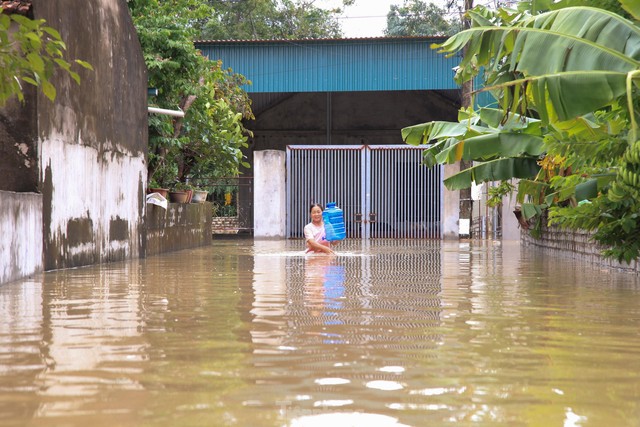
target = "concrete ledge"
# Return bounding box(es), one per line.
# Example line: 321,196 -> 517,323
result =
146,202 -> 212,256
0,191 -> 43,284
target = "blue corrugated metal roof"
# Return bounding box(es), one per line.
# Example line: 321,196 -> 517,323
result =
196,37 -> 462,93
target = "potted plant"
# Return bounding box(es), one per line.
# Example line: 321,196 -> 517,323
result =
171,181 -> 194,203
191,187 -> 208,203
147,178 -> 170,198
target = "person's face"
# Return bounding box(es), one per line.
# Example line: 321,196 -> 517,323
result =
310,206 -> 323,223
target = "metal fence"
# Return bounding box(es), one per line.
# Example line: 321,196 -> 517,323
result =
193,176 -> 253,233
286,145 -> 442,239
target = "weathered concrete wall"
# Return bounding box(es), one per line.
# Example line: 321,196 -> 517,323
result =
0,87 -> 39,193
33,1 -> 148,270
521,224 -> 640,274
146,203 -> 213,257
0,191 -> 43,284
254,150 -> 286,238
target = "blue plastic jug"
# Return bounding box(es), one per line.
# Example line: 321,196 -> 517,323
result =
322,202 -> 346,241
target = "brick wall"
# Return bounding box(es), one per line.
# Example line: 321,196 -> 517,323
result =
521,223 -> 639,274
212,216 -> 240,234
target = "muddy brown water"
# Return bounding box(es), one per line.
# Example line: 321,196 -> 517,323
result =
1,239 -> 640,426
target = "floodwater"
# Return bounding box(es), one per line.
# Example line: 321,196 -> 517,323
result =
1,239 -> 640,427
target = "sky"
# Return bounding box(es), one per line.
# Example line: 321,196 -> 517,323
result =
320,0 -> 403,38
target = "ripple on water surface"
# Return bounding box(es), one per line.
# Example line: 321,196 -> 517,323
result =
1,240 -> 639,426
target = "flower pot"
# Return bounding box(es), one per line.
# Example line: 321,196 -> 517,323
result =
169,191 -> 189,203
148,187 -> 169,198
191,190 -> 208,203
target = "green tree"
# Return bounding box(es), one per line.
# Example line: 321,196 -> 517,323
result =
199,0 -> 355,40
404,0 -> 640,262
128,0 -> 253,187
385,1 -> 462,37
0,12 -> 91,105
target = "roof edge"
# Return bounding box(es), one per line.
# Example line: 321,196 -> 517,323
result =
195,35 -> 449,44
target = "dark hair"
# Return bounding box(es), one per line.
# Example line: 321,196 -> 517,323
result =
309,203 -> 323,212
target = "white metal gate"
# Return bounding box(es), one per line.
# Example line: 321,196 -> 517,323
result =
286,145 -> 442,239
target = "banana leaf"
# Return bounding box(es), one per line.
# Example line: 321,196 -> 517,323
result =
521,202 -> 546,220
516,179 -> 550,204
402,121 -> 488,146
543,174 -> 616,205
435,132 -> 544,164
620,0 -> 640,20
443,157 -> 541,190
433,7 -> 640,121
478,107 -> 541,131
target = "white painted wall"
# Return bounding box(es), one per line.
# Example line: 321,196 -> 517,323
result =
442,163 -> 460,239
501,182 -> 521,241
40,135 -> 146,263
0,192 -> 43,284
254,150 -> 286,238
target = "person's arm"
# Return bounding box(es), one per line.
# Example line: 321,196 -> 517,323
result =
306,237 -> 334,254
304,224 -> 334,254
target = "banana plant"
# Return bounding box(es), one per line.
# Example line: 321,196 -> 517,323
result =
434,4 -> 640,126
409,0 -> 640,261
403,107 -> 544,190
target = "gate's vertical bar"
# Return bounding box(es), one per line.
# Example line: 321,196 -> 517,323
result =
428,156 -> 432,238
415,148 -> 420,238
355,148 -> 360,238
417,148 -> 423,238
425,151 -> 430,238
432,161 -> 437,238
373,147 -> 379,238
395,148 -> 399,238
392,147 -> 397,238
422,149 -> 427,238
439,164 -> 444,239
397,148 -> 401,238
293,148 -> 298,237
286,147 -> 291,238
297,148 -> 301,237
406,148 -> 410,238
413,148 -> 418,238
405,148 -> 410,238
322,148 -> 327,204
347,148 -> 352,238
316,148 -> 320,204
293,147 -> 298,237
383,147 -> 388,238
431,162 -> 435,238
363,146 -> 370,239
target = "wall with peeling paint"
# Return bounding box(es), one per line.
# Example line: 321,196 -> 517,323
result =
0,0 -> 148,284
34,0 -> 148,270
0,192 -> 43,284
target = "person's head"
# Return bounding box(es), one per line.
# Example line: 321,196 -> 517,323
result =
309,203 -> 323,213
309,203 -> 323,223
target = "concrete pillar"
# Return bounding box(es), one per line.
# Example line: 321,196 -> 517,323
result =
254,150 -> 286,238
442,163 -> 460,239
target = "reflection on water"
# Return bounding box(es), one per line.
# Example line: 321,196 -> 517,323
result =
1,239 -> 640,426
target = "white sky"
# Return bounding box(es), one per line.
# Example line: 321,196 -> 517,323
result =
320,0 -> 404,38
